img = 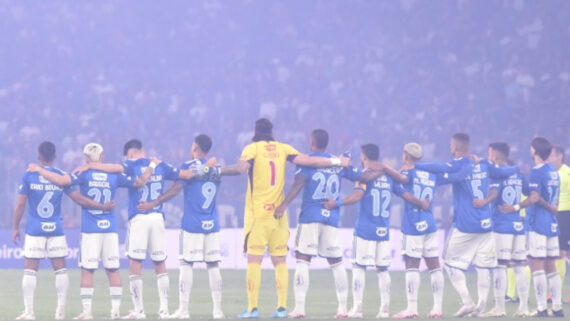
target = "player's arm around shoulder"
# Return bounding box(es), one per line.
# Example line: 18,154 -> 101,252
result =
27,163 -> 72,186
290,153 -> 351,168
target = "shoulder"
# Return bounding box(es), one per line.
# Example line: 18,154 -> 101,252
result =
50,167 -> 67,175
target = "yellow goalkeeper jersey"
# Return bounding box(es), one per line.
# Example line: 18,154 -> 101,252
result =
558,163 -> 570,211
240,141 -> 299,219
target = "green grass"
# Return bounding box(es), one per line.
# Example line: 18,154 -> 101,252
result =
0,269 -> 567,320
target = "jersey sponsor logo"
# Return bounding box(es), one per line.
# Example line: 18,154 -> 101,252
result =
513,222 -> 524,232
264,203 -> 275,211
480,218 -> 491,229
201,220 -> 214,231
92,173 -> 108,181
97,219 -> 111,229
321,209 -> 331,218
41,222 -> 57,232
264,144 -> 276,151
376,227 -> 388,237
415,220 -> 428,232
551,223 -> 558,233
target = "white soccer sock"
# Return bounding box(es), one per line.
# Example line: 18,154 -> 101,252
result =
22,269 -> 37,315
208,265 -> 223,314
532,271 -> 547,311
475,268 -> 490,313
80,287 -> 94,315
129,275 -> 144,313
493,265 -> 507,315
54,269 -> 69,311
156,273 -> 170,313
405,269 -> 420,314
110,287 -> 122,314
547,272 -> 562,311
331,262 -> 348,314
293,260 -> 309,314
351,267 -> 366,311
513,265 -> 528,312
430,269 -> 444,314
445,266 -> 473,306
178,263 -> 193,313
377,269 -> 391,312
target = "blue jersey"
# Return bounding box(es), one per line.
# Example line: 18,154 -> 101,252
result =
416,158 -> 517,233
179,159 -> 221,234
399,168 -> 439,236
354,172 -> 404,241
18,167 -> 72,237
491,172 -> 529,235
121,158 -> 180,219
526,163 -> 560,237
70,170 -> 135,233
296,152 -> 361,227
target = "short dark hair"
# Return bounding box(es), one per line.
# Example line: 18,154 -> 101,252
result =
195,134 -> 212,153
311,129 -> 329,149
252,118 -> 274,142
452,132 -> 470,152
531,137 -> 552,160
361,143 -> 379,161
38,141 -> 56,162
552,145 -> 566,162
123,139 -> 143,156
489,141 -> 510,159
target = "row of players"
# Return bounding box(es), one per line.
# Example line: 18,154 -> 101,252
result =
12,118 -> 563,319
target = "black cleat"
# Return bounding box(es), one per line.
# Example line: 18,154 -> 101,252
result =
552,309 -> 565,318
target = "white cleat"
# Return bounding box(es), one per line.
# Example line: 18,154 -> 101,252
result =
111,310 -> 121,320
122,311 -> 146,319
513,309 -> 530,318
453,304 -> 475,318
392,310 -> 418,319
376,310 -> 390,319
15,312 -> 35,320
481,308 -> 506,318
158,310 -> 171,319
427,310 -> 442,319
347,307 -> 363,319
73,312 -> 94,320
288,310 -> 306,319
212,310 -> 225,319
169,309 -> 189,319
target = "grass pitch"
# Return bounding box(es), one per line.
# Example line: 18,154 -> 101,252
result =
0,269 -> 566,320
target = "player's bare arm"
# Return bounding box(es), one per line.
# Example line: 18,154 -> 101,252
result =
12,194 -> 27,245
220,159 -> 251,176
178,157 -> 218,180
68,190 -> 116,212
401,192 -> 430,211
274,175 -> 307,219
322,188 -> 365,210
498,190 -> 539,213
137,182 -> 183,212
74,162 -> 124,175
28,164 -> 72,186
473,188 -> 498,209
290,154 -> 351,168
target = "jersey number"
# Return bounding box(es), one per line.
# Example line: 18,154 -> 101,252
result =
548,186 -> 559,205
37,191 -> 55,218
471,179 -> 484,200
201,182 -> 217,210
269,161 -> 276,187
87,188 -> 112,215
371,189 -> 391,217
312,172 -> 340,200
412,185 -> 433,210
140,183 -> 162,210
502,185 -> 522,205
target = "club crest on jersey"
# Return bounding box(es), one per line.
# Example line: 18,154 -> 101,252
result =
97,219 -> 111,229
41,222 -> 56,232
321,209 -> 331,218
551,223 -> 558,233
376,227 -> 388,237
92,173 -> 108,181
415,220 -> 428,232
201,220 -> 214,231
480,218 -> 491,229
513,222 -> 524,232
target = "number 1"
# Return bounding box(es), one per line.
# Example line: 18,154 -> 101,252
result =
269,161 -> 276,186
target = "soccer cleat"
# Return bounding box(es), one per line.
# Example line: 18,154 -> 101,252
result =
15,312 -> 35,320
237,308 -> 259,319
288,310 -> 306,319
481,308 -> 506,318
505,296 -> 520,304
122,311 -> 146,319
212,310 -> 225,319
512,309 -> 530,317
552,309 -> 565,318
347,307 -> 363,318
169,309 -> 189,319
334,313 -> 348,319
111,310 -> 121,320
427,310 -> 442,319
271,307 -> 287,318
158,310 -> 170,319
73,312 -> 94,320
392,310 -> 418,319
529,310 -> 548,317
376,310 -> 390,319
453,304 -> 475,318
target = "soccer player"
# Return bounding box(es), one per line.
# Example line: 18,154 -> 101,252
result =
499,137 -> 563,317
28,143 -> 152,320
13,141 -> 113,320
136,134 -> 225,319
269,129 -> 363,319
219,118 -> 350,318
74,139 -> 207,319
478,142 -> 530,317
323,143 -> 428,319
414,133 -> 518,317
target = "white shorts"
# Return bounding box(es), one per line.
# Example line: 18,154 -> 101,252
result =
402,232 -> 439,259
351,236 -> 391,268
443,228 -> 497,270
528,231 -> 560,259
79,233 -> 120,270
23,234 -> 69,259
295,223 -> 342,258
179,230 -> 221,263
126,213 -> 167,262
494,233 -> 527,261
